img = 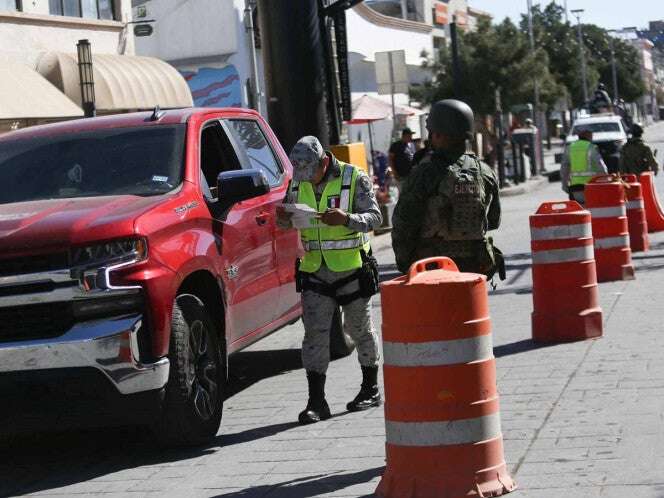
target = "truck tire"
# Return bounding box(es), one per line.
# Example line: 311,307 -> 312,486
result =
330,306 -> 356,359
154,294 -> 225,446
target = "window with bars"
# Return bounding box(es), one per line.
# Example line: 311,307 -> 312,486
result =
49,0 -> 115,20
0,0 -> 21,11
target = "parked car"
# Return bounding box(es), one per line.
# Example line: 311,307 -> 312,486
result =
0,108 -> 353,445
566,113 -> 628,173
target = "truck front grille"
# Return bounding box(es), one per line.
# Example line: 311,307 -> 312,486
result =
0,253 -> 69,277
0,303 -> 74,342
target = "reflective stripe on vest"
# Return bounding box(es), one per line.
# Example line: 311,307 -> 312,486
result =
386,413 -> 502,447
569,140 -> 595,187
296,163 -> 370,273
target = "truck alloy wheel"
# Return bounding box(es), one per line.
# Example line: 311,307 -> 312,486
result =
154,294 -> 225,446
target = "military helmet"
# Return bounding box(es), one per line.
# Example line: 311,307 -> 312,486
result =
631,123 -> 644,137
426,99 -> 474,139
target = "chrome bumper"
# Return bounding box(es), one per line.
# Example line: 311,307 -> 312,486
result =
0,314 -> 169,395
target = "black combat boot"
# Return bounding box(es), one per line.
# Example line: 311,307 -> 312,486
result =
298,371 -> 332,424
346,366 -> 382,412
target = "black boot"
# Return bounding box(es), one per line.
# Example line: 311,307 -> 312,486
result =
298,371 -> 331,424
346,366 -> 382,412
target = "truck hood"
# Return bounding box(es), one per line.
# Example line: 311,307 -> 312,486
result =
0,195 -> 167,253
566,132 -> 626,144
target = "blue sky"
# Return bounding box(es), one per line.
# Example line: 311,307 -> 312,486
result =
469,0 -> 662,31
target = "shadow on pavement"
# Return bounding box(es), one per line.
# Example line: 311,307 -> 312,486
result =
0,348 -> 308,497
212,466 -> 384,498
226,348 -> 303,399
493,339 -> 558,358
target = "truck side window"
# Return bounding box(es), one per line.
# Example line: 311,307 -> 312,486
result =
224,119 -> 284,186
200,121 -> 242,199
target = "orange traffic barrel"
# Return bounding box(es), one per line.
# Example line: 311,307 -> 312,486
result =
376,257 -> 516,498
585,175 -> 635,282
639,171 -> 664,232
530,201 -> 603,342
621,174 -> 649,252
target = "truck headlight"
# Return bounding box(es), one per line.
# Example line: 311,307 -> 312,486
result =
71,238 -> 148,291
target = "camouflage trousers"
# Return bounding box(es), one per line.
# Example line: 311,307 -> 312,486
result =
301,265 -> 380,374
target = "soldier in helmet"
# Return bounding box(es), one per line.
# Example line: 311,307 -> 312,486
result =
392,99 -> 503,278
620,123 -> 659,176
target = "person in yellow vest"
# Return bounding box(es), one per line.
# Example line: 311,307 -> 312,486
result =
560,129 -> 608,204
277,136 -> 382,425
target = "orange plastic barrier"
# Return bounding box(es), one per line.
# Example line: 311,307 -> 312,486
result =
586,175 -> 635,282
376,257 -> 516,498
638,172 -> 664,232
621,174 -> 649,252
530,201 -> 602,342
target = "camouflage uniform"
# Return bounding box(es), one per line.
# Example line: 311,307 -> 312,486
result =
281,152 -> 382,374
620,138 -> 659,176
392,150 -> 501,275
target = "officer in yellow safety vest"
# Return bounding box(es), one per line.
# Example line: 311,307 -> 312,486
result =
276,136 -> 382,425
560,129 -> 608,204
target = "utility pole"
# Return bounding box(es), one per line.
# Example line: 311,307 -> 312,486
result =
450,15 -> 462,99
527,0 -> 544,170
571,9 -> 589,105
244,0 -> 262,116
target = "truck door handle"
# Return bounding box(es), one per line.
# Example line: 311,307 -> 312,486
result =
255,212 -> 270,226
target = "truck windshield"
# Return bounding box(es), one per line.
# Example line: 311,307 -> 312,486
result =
0,125 -> 185,205
573,122 -> 621,134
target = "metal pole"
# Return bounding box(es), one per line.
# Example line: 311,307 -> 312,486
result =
572,10 -> 589,104
400,0 -> 408,19
388,51 -> 397,139
564,0 -> 568,23
609,35 -> 619,102
527,0 -> 543,173
244,0 -> 262,115
450,17 -> 462,99
367,121 -> 375,178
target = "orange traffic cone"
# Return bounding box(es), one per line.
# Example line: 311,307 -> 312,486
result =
376,257 -> 516,498
639,171 -> 664,233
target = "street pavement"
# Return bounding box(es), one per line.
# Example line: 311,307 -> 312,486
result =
2,123 -> 664,497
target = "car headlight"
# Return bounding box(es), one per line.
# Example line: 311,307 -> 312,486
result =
70,238 -> 148,291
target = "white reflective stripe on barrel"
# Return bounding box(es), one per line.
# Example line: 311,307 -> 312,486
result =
594,235 -> 630,249
590,206 -> 626,218
626,199 -> 645,210
383,334 -> 493,367
532,244 -> 594,264
386,413 -> 502,447
530,223 -> 592,241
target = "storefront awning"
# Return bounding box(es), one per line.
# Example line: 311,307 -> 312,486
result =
0,59 -> 83,120
36,52 -> 193,112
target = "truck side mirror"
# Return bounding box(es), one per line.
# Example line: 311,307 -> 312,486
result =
215,169 -> 269,216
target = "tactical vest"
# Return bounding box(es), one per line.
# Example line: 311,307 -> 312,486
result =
569,140 -> 596,187
293,162 -> 370,273
421,154 -> 487,242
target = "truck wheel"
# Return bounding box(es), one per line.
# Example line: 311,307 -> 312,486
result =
155,294 -> 225,446
330,306 -> 356,359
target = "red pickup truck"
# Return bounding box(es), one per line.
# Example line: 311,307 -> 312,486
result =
0,108 -> 352,444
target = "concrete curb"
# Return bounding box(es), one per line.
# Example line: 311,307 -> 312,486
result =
500,175 -> 550,197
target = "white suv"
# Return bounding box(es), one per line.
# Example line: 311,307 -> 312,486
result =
566,114 -> 628,172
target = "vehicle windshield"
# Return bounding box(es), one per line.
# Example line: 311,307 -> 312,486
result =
0,125 -> 186,205
572,122 -> 621,134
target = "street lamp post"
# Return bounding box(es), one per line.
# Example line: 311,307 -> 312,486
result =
607,31 -> 619,102
76,39 -> 96,118
571,9 -> 589,105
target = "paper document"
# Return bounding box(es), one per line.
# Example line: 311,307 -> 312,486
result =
282,203 -> 328,229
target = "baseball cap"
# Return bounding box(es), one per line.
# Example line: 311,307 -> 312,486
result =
290,136 -> 325,181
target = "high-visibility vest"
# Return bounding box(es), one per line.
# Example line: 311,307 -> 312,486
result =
293,162 -> 370,273
569,140 -> 597,187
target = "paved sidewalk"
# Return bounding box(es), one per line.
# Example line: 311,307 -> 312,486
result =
1,126 -> 664,497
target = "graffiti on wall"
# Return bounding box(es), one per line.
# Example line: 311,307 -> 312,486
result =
180,65 -> 242,108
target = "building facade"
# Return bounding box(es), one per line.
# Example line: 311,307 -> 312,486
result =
132,0 -> 265,113
0,0 -> 192,132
